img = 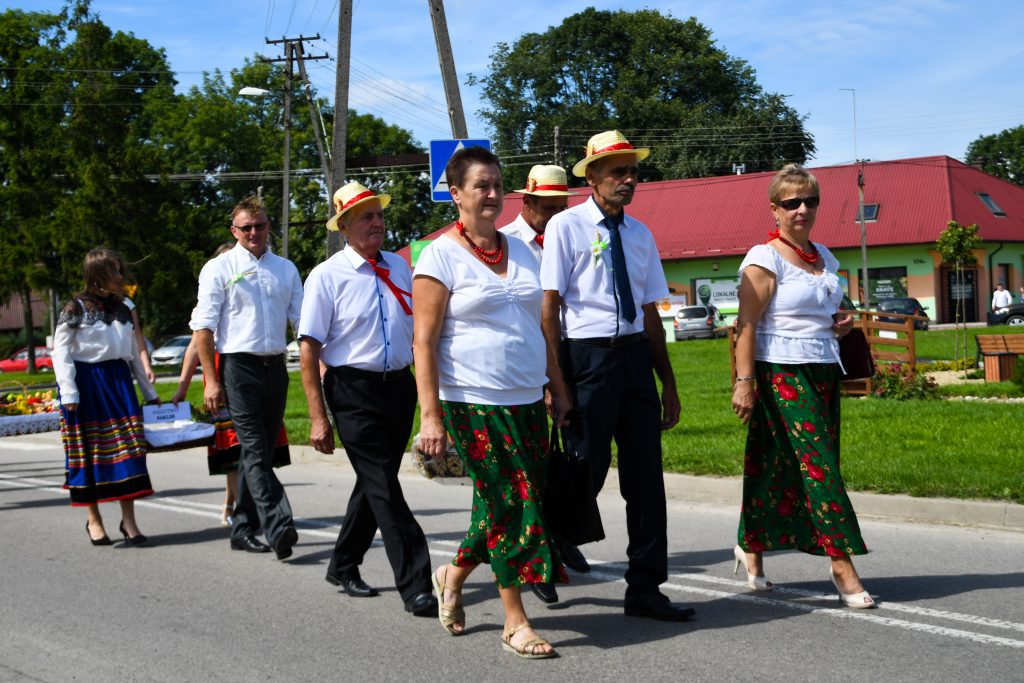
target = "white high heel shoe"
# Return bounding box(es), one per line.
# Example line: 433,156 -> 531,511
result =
829,565 -> 875,608
733,545 -> 772,591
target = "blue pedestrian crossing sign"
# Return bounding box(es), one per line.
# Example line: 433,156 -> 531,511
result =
429,139 -> 492,202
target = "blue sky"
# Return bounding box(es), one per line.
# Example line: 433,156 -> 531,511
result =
9,0 -> 1024,168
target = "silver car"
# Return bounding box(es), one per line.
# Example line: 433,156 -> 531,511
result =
150,335 -> 193,365
674,305 -> 726,341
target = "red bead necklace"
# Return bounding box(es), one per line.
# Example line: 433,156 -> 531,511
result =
457,220 -> 503,265
768,228 -> 820,264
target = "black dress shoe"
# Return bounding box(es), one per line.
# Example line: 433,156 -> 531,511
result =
230,535 -> 271,553
332,575 -> 379,598
624,592 -> 696,622
405,591 -> 438,616
559,542 -> 591,573
86,521 -> 112,546
273,526 -> 298,560
119,521 -> 148,547
530,581 -> 559,604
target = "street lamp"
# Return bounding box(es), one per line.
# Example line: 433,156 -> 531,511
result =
841,87 -> 869,309
239,85 -> 291,259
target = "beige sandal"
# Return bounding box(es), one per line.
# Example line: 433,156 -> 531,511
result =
501,622 -> 556,659
431,565 -> 465,636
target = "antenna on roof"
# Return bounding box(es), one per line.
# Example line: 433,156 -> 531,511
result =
732,163 -> 746,175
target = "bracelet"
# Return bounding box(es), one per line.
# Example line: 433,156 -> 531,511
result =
734,375 -> 755,383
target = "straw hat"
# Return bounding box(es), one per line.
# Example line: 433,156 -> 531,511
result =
514,164 -> 572,196
325,181 -> 391,231
571,130 -> 650,178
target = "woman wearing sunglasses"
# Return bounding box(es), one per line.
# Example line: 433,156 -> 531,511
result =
729,164 -> 875,608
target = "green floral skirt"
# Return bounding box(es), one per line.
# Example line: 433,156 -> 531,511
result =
441,400 -> 568,588
737,362 -> 868,558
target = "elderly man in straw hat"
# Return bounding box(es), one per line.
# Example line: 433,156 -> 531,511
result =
499,164 -> 571,264
540,131 -> 693,622
298,181 -> 436,616
191,196 -> 303,560
499,164 -> 590,606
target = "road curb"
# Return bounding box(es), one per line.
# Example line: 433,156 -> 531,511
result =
287,445 -> 1024,534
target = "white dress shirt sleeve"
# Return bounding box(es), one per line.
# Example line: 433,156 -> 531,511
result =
298,265 -> 332,344
52,321 -> 79,405
539,215 -> 571,295
286,261 -> 303,333
190,258 -> 225,333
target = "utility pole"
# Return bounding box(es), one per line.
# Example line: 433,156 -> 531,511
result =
553,126 -> 561,167
841,87 -> 869,308
262,35 -> 330,260
328,0 -> 353,257
427,0 -> 468,138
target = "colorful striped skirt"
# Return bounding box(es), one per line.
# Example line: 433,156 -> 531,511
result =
206,407 -> 291,475
737,361 -> 867,558
441,400 -> 568,589
60,359 -> 153,506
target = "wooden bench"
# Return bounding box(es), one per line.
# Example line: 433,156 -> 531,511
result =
976,334 -> 1024,382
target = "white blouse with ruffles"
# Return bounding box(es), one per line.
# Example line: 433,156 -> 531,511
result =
739,243 -> 844,365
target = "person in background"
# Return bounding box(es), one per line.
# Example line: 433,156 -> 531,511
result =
730,164 -> 874,608
53,247 -> 159,547
1019,286 -> 1024,304
499,163 -> 587,605
123,294 -> 155,384
414,146 -> 566,659
540,130 -> 693,622
190,196 -> 303,560
299,181 -> 435,617
992,282 -> 1012,310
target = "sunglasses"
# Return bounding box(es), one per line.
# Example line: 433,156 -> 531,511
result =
231,221 -> 268,233
776,196 -> 820,211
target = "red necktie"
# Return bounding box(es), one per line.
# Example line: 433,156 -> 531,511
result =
367,257 -> 412,316
535,233 -> 544,249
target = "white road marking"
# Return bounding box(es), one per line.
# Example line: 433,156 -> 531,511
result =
4,471 -> 1022,648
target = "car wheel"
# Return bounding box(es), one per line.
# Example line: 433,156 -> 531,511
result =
1006,315 -> 1024,326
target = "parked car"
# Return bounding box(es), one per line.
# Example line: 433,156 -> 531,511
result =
0,346 -> 53,373
877,297 -> 929,330
150,335 -> 193,365
987,302 -> 1024,326
286,340 -> 300,363
674,305 -> 726,341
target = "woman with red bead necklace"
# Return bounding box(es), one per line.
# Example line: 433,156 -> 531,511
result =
413,146 -> 566,659
730,164 -> 875,609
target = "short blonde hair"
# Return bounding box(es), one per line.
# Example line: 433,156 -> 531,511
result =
769,163 -> 819,204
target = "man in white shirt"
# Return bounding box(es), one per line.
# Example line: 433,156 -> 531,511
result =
541,130 -> 693,622
500,164 -> 589,605
499,164 -> 571,264
992,282 -> 1013,310
298,182 -> 436,617
191,196 -> 303,560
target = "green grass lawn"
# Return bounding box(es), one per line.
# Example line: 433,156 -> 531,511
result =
12,328 -> 1024,504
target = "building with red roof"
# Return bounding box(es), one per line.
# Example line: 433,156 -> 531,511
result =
402,155 -> 1024,324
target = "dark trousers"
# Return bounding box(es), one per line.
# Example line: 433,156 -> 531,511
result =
323,366 -> 431,602
221,354 -> 294,546
561,339 -> 668,597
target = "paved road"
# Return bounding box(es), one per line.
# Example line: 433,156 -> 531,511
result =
1,431 -> 1022,682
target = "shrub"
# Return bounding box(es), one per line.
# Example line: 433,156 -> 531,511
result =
1012,358 -> 1024,389
871,362 -> 940,400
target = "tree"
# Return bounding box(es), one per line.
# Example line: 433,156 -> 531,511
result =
936,220 -> 981,375
469,8 -> 814,188
966,125 -> 1024,187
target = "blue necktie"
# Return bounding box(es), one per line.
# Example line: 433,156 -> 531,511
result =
606,215 -> 636,324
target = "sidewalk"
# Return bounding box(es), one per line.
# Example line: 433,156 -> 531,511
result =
288,445 -> 1024,534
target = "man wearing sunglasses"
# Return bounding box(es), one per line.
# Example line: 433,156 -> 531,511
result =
190,196 -> 304,561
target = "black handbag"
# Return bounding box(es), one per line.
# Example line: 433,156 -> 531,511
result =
543,425 -> 605,546
839,328 -> 875,380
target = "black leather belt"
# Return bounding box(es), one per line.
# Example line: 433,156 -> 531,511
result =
566,332 -> 647,348
223,352 -> 285,366
335,365 -> 411,382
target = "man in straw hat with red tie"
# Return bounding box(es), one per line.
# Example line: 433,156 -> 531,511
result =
499,164 -> 571,264
500,164 -> 590,606
540,131 -> 693,621
298,181 -> 436,616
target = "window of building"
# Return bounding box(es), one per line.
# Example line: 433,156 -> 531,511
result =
856,204 -> 880,222
977,193 -> 1006,216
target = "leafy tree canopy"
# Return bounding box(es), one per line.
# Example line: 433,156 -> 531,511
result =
966,125 -> 1024,187
469,8 -> 815,188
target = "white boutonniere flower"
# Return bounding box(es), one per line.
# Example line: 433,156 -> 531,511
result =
591,231 -> 609,269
